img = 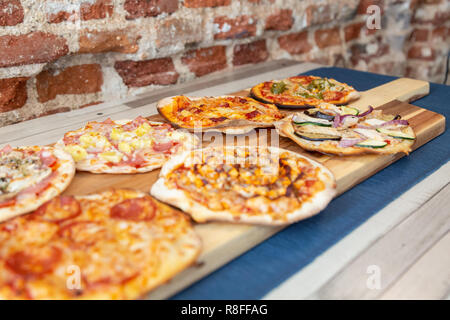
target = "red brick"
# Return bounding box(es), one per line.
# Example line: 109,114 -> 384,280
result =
431,26 -> 449,40
182,46 -> 227,77
278,31 -> 312,55
36,64 -> 103,103
0,0 -> 23,26
124,0 -> 178,20
265,9 -> 293,31
115,58 -> 179,87
344,22 -> 364,42
314,27 -> 341,49
81,0 -> 114,20
48,11 -> 76,24
358,0 -> 384,14
410,28 -> 429,42
0,32 -> 69,68
232,40 -> 269,66
0,77 -> 28,112
78,29 -> 140,54
407,45 -> 435,61
184,0 -> 231,8
214,16 -> 257,40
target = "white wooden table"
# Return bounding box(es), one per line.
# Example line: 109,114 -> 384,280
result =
1,60 -> 449,300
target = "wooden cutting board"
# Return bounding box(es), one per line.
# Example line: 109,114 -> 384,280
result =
61,77 -> 445,299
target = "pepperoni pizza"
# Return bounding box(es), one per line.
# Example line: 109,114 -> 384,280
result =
0,189 -> 201,299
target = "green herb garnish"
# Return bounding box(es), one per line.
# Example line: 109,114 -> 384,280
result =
271,81 -> 287,94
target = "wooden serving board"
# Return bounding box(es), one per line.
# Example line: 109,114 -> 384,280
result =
61,77 -> 445,299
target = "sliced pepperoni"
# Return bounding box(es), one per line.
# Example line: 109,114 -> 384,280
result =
84,272 -> 139,290
245,110 -> 260,119
57,221 -> 107,248
209,116 -> 227,123
110,197 -> 156,221
33,196 -> 81,224
5,246 -> 62,278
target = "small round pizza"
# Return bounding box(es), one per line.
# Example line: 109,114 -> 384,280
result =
151,146 -> 336,225
157,95 -> 284,134
55,116 -> 199,174
250,75 -> 360,108
0,145 -> 75,223
276,103 -> 416,155
0,189 -> 201,299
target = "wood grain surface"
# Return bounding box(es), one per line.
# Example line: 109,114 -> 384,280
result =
57,78 -> 445,299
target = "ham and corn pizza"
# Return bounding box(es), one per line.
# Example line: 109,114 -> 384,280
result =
56,116 -> 199,174
251,75 -> 360,108
0,189 -> 201,299
151,146 -> 336,225
0,145 -> 75,223
157,95 -> 284,134
276,103 -> 416,155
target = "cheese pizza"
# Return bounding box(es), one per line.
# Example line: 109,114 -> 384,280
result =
0,189 -> 201,299
151,146 -> 336,225
0,145 -> 75,223
55,116 -> 199,174
251,75 -> 360,108
276,103 -> 416,155
157,96 -> 284,134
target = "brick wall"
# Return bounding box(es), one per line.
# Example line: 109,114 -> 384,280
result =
0,0 -> 448,127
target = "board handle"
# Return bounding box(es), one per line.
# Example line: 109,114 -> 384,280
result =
349,77 -> 430,110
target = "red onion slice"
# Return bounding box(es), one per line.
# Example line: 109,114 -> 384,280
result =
339,138 -> 364,148
333,106 -> 374,128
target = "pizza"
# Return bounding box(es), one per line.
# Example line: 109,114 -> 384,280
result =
0,189 -> 201,299
157,95 -> 284,134
151,146 -> 336,225
55,116 -> 199,174
0,145 -> 75,223
250,75 -> 360,108
276,103 -> 416,155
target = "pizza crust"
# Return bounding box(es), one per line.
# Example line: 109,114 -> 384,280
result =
276,114 -> 416,156
0,146 -> 75,223
157,96 -> 280,134
56,120 -> 200,174
151,147 -> 336,226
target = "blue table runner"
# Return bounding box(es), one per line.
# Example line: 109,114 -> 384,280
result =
173,67 -> 450,300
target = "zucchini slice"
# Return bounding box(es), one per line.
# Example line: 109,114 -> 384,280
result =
376,128 -> 415,140
304,109 -> 335,121
294,130 -> 341,141
293,121 -> 332,127
355,139 -> 387,148
339,106 -> 359,116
